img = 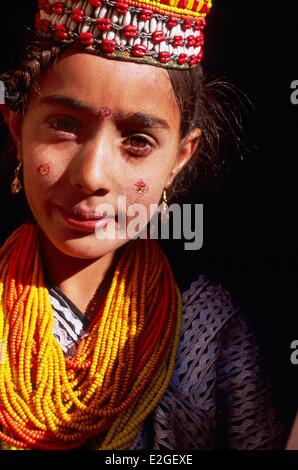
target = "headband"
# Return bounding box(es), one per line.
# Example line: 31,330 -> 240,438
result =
35,0 -> 213,69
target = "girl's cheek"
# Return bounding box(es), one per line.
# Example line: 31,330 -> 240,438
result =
115,180 -> 161,208
134,179 -> 149,197
27,159 -> 55,185
36,163 -> 50,176
23,144 -> 67,188
116,181 -> 150,201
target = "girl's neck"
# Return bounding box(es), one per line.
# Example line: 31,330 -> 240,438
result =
37,229 -> 125,315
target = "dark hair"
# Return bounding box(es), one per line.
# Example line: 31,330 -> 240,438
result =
0,40 -> 250,242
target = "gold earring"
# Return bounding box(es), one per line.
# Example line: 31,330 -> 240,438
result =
160,189 -> 169,223
11,160 -> 23,194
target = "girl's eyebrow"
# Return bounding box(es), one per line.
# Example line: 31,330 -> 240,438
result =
38,95 -> 170,131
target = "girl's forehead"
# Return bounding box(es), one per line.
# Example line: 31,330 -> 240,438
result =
35,51 -> 179,119
45,51 -> 171,93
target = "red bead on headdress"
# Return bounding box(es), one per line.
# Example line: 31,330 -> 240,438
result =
35,0 -> 213,69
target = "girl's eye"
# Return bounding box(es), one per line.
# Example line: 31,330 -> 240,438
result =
122,135 -> 154,156
47,118 -> 79,135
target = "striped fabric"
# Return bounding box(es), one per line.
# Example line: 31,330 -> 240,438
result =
49,287 -> 90,358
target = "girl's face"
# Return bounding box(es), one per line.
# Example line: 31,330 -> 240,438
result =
7,52 -> 200,259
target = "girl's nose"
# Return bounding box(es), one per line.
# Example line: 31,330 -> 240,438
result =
68,133 -> 113,194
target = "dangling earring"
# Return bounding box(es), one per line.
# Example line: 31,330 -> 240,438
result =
160,189 -> 169,223
11,160 -> 23,194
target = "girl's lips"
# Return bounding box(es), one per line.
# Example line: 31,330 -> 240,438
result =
56,206 -> 113,231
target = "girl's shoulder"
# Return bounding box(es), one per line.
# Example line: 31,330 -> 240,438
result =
180,273 -> 243,347
146,275 -> 287,450
177,273 -> 264,390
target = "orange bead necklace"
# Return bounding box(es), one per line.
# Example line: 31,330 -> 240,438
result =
0,223 -> 182,450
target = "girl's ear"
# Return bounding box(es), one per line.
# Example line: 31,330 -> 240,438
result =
0,104 -> 22,151
165,127 -> 201,188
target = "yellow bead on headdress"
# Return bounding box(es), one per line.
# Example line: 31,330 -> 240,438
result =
35,0 -> 213,69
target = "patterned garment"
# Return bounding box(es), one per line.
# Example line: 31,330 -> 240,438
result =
47,274 -> 286,450
49,288 -> 90,358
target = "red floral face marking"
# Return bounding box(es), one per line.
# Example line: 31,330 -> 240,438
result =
37,163 -> 50,176
98,108 -> 112,118
135,179 -> 149,196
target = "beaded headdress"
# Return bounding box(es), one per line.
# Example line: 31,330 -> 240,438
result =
35,0 -> 213,69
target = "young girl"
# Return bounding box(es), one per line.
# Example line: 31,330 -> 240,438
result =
0,0 -> 286,450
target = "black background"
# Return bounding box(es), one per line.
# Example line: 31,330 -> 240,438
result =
0,1 -> 297,429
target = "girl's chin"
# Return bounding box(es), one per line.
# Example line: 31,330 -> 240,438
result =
50,231 -> 124,259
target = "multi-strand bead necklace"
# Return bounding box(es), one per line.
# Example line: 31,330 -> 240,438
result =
0,223 -> 182,449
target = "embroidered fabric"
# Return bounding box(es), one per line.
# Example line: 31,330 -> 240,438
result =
47,274 -> 285,450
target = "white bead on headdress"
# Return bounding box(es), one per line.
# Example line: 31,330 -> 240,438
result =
35,0 -> 212,69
